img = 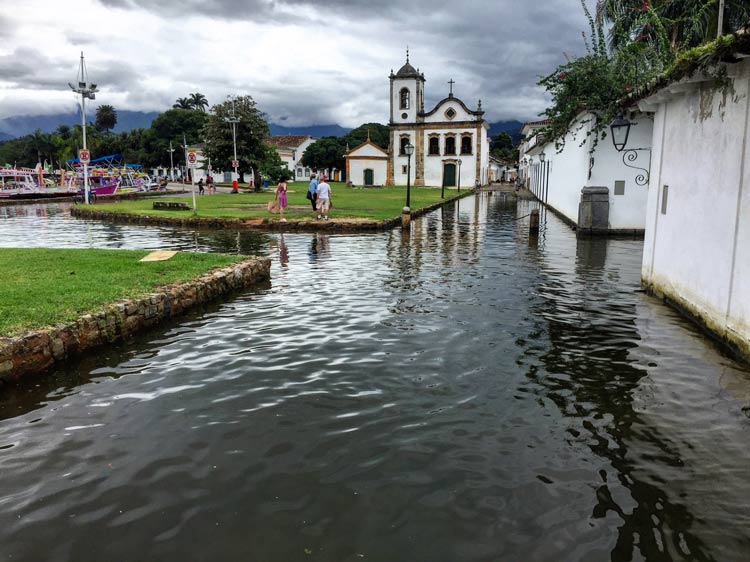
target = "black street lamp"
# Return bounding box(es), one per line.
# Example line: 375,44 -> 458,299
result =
405,143 -> 414,208
610,115 -> 631,152
457,158 -> 463,192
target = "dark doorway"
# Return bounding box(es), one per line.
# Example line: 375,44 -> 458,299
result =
443,163 -> 456,187
364,168 -> 374,186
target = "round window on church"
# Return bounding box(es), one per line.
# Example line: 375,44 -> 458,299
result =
401,112 -> 408,119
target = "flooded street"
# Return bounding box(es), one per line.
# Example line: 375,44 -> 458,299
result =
0,194 -> 749,561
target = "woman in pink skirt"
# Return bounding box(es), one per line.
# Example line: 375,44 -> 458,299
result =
275,179 -> 288,222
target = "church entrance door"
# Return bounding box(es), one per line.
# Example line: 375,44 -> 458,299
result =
443,163 -> 456,187
364,169 -> 374,186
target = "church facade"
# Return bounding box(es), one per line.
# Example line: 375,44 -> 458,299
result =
387,55 -> 490,188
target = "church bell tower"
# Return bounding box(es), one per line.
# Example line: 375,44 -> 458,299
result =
389,48 -> 425,125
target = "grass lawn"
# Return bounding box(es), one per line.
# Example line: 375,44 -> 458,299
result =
0,248 -> 243,337
93,182 -> 457,221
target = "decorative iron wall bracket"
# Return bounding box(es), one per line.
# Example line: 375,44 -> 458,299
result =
622,148 -> 651,186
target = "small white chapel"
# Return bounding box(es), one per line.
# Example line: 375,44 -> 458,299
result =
345,51 -> 491,188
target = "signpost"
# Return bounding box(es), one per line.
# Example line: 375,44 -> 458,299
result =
187,149 -> 198,215
231,159 -> 239,169
79,149 -> 91,164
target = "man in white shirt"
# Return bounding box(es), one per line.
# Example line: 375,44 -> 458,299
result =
316,179 -> 332,220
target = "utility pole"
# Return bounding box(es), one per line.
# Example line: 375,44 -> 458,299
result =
167,141 -> 175,181
718,0 -> 725,38
68,52 -> 98,204
183,134 -> 188,185
225,95 -> 240,183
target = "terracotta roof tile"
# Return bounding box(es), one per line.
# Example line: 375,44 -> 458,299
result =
266,135 -> 312,149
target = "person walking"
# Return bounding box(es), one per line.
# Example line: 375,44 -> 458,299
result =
316,177 -> 331,221
198,177 -> 204,195
307,174 -> 318,212
275,178 -> 288,222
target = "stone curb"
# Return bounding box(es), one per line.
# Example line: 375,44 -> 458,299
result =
0,256 -> 271,384
69,189 -> 478,233
0,190 -> 190,207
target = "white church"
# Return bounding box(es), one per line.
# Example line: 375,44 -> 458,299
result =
345,53 -> 491,188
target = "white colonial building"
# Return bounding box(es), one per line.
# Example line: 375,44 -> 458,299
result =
527,110 -> 653,233
345,132 -> 390,186
639,51 -> 750,361
266,135 -> 316,181
387,54 -> 491,187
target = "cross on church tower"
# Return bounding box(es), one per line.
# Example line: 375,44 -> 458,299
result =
448,79 -> 455,97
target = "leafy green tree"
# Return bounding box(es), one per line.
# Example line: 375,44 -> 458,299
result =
95,104 -> 117,134
343,123 -> 390,150
202,95 -> 270,182
301,136 -> 347,171
259,145 -> 292,183
150,109 -> 208,167
189,92 -> 209,112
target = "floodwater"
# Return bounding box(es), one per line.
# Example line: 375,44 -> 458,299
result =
0,195 -> 748,562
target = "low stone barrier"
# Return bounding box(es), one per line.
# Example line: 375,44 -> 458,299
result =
0,190 -> 189,207
69,189 -> 477,233
0,256 -> 270,384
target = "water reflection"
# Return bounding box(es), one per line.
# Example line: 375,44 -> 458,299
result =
0,194 -> 748,561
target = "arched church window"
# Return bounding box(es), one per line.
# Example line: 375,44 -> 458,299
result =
444,136 -> 456,155
399,136 -> 410,155
429,137 -> 440,156
400,88 -> 410,110
460,135 -> 472,155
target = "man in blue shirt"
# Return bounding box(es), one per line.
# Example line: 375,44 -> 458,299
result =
307,174 -> 318,212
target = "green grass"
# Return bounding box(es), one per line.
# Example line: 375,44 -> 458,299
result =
0,248 -> 243,337
93,182 -> 457,221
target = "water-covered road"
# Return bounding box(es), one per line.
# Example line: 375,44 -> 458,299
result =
0,194 -> 748,561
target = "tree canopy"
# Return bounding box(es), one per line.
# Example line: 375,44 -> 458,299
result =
95,105 -> 117,134
201,95 -> 270,179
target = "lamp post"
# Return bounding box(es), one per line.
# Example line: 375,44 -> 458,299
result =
167,141 -> 175,181
457,158 -> 463,193
68,52 -> 98,204
404,143 -> 415,208
539,151 -> 546,201
225,96 -> 240,184
610,115 -> 631,152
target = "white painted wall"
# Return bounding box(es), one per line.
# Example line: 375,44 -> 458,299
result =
349,160 -> 387,186
535,112 -> 652,229
642,58 -> 750,353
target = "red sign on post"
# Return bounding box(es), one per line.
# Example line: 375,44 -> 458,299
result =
79,149 -> 91,164
187,151 -> 198,168
232,159 -> 239,168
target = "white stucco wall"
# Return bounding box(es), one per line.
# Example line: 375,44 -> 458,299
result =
536,112 -> 652,229
642,58 -> 750,353
349,160 -> 387,186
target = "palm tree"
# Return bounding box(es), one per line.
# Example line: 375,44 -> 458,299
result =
189,92 -> 208,112
173,97 -> 193,110
95,104 -> 118,134
597,0 -> 750,52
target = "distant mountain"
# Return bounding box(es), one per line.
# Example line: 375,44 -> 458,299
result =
0,131 -> 13,142
0,110 -> 160,138
269,124 -> 351,138
488,120 -> 525,143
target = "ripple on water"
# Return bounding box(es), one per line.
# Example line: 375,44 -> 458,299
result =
0,195 -> 749,560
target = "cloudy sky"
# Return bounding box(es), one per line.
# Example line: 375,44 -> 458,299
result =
0,0 -> 594,127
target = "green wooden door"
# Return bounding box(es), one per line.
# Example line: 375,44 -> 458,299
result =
364,168 -> 374,186
443,163 -> 456,187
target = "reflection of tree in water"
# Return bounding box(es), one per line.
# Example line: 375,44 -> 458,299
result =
524,236 -> 719,562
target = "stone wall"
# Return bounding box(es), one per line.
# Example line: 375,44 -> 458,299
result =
0,257 -> 270,383
70,189 -> 477,233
